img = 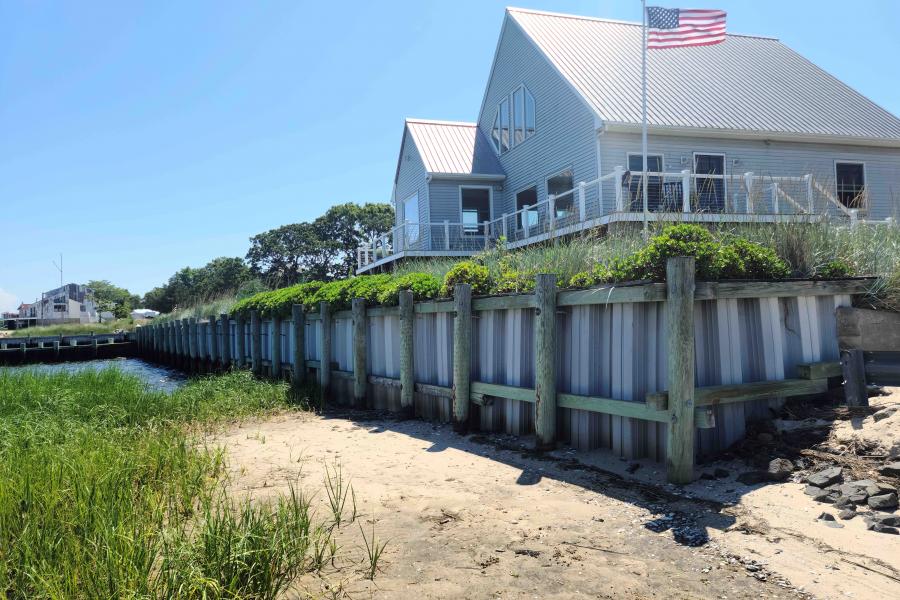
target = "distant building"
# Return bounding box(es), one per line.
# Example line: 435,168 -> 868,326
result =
130,308 -> 160,320
2,284 -> 100,329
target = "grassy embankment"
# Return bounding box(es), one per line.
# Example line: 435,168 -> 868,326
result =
0,368 -> 361,598
0,318 -> 133,338
159,221 -> 900,320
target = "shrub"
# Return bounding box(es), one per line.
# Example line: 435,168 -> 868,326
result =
308,275 -> 393,311
493,269 -> 536,294
442,261 -> 491,296
816,259 -> 854,279
616,224 -> 723,281
719,238 -> 791,280
376,273 -> 443,305
568,271 -> 595,288
231,281 -> 324,317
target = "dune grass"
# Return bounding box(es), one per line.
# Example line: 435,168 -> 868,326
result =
0,368 -> 338,598
2,318 -> 133,337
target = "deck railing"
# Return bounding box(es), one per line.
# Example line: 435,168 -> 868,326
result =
357,167 -> 874,271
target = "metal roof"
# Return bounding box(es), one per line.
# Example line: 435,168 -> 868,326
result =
405,119 -> 505,176
508,7 -> 900,143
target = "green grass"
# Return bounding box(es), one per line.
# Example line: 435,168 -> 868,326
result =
0,368 -> 341,598
2,318 -> 133,337
155,297 -> 240,324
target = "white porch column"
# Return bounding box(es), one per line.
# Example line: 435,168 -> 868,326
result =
444,220 -> 450,250
577,181 -> 586,221
680,169 -> 691,213
804,174 -> 814,214
523,205 -> 531,238
772,183 -> 780,214
614,166 -> 624,211
743,172 -> 754,214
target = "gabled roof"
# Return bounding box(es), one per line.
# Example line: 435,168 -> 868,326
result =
507,7 -> 900,144
403,119 -> 505,177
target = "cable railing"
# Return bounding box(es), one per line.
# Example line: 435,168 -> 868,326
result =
357,167 -> 872,271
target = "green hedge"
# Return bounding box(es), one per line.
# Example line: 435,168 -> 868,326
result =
229,225 -> 852,316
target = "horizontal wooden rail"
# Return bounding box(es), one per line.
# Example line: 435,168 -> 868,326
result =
646,377 -> 828,410
557,283 -> 666,306
694,278 -> 873,300
414,300 -> 455,314
797,361 -> 842,379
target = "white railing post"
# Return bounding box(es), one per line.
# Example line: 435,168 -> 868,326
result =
614,166 -> 624,211
548,194 -> 556,231
523,205 -> 531,237
772,183 -> 780,214
743,172 -> 754,214
850,209 -> 859,228
502,213 -> 508,240
444,220 -> 450,250
680,169 -> 691,213
578,181 -> 586,221
483,220 -> 489,250
804,174 -> 813,214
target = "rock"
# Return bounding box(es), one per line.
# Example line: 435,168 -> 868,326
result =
868,493 -> 899,511
865,482 -> 897,497
804,485 -> 835,502
838,510 -> 857,520
848,492 -> 869,504
807,466 -> 843,488
868,523 -> 900,535
832,496 -> 854,509
626,463 -> 641,474
737,471 -> 770,485
767,458 -> 794,481
872,406 -> 898,422
818,512 -> 835,521
757,432 -> 774,443
880,462 -> 900,477
714,468 -> 730,479
839,481 -> 871,497
700,472 -> 716,480
867,513 -> 900,527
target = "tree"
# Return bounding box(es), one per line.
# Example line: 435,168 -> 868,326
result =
87,280 -> 141,319
142,257 -> 253,313
246,203 -> 394,285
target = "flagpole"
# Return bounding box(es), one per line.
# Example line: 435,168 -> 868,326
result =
641,0 -> 649,241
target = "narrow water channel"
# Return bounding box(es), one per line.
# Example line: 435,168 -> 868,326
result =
0,358 -> 187,393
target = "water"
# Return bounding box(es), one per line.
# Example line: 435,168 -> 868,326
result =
1,358 -> 187,393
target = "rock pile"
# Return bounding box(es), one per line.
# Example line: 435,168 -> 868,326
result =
803,466 -> 899,534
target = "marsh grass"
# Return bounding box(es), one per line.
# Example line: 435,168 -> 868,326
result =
2,318 -> 133,337
0,368 -> 347,598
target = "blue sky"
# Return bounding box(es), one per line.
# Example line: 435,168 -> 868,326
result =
1,0 -> 897,311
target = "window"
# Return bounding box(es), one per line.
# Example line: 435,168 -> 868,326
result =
516,186 -> 538,229
513,87 -> 525,145
461,187 -> 491,234
693,154 -> 726,212
492,86 -> 534,154
547,168 -> 574,219
627,154 -> 664,210
835,162 -> 865,208
402,192 -> 419,243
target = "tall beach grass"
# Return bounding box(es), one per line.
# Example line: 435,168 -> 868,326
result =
0,368 -> 338,598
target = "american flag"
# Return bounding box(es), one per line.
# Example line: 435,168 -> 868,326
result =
646,7 -> 727,49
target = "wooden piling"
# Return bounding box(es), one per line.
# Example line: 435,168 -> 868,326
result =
452,283 -> 472,433
534,273 -> 558,450
399,290 -> 414,415
181,319 -> 191,369
291,304 -> 306,386
841,349 -> 868,407
208,315 -> 219,369
53,340 -> 60,359
198,321 -> 208,371
220,314 -> 231,368
250,310 -> 262,375
174,320 -> 183,363
271,315 -> 282,380
92,335 -> 98,358
235,314 -> 246,369
352,298 -> 367,407
320,301 -> 332,401
665,257 -> 696,485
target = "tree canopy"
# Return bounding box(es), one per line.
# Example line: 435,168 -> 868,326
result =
87,280 -> 142,319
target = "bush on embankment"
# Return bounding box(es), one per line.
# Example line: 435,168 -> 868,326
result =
223,223 -> 881,318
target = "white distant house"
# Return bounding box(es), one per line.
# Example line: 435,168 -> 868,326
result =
130,308 -> 160,320
2,283 -> 100,328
